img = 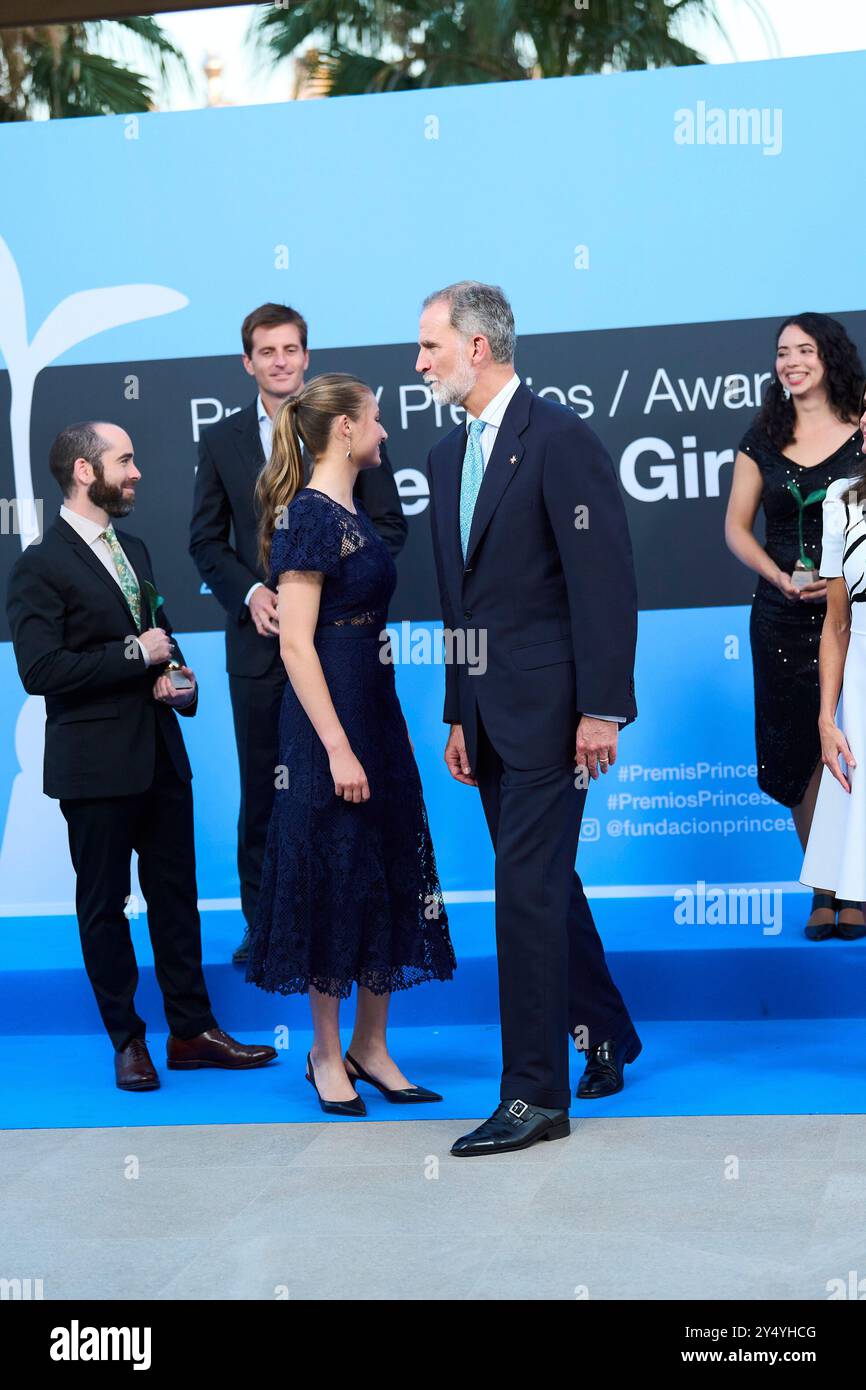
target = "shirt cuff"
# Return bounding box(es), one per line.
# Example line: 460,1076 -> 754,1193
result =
584,713 -> 626,723
245,581 -> 264,606
134,637 -> 150,668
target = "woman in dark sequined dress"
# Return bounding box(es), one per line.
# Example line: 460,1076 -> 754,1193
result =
725,313 -> 864,940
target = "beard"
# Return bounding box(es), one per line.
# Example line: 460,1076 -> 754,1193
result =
426,356 -> 477,407
88,468 -> 134,517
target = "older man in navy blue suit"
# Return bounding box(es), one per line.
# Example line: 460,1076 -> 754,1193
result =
419,282 -> 640,1157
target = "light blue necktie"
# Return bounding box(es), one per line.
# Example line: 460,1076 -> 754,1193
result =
459,419 -> 486,560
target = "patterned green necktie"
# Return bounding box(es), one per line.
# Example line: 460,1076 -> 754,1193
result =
101,525 -> 142,631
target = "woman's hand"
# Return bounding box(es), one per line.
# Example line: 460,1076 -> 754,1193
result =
798,576 -> 828,603
772,568 -> 801,601
819,718 -> 856,794
329,744 -> 370,802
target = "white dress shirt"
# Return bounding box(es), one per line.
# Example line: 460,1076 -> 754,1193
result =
59,505 -> 151,667
257,393 -> 273,461
245,395 -> 275,608
463,377 -> 624,726
465,371 -> 522,469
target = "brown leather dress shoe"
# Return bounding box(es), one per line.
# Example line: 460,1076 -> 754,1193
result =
166,1027 -> 277,1070
115,1038 -> 160,1092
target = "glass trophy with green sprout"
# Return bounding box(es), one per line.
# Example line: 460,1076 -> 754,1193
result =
786,480 -> 827,590
142,581 -> 194,689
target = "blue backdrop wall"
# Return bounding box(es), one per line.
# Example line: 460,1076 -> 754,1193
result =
2,50 -> 864,915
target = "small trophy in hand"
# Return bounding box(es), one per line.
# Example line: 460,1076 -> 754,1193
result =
786,480 -> 827,590
142,581 -> 194,689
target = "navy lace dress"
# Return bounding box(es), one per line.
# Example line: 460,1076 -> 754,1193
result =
245,487 -> 456,999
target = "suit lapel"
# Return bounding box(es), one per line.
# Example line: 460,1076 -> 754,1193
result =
55,516 -> 146,632
439,424 -> 468,589
234,396 -> 311,478
464,384 -> 531,567
232,400 -> 265,473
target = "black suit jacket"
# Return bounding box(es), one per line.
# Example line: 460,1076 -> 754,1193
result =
428,383 -> 638,774
189,399 -> 408,677
6,516 -> 196,800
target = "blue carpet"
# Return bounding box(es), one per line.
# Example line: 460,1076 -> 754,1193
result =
3,1019 -> 866,1129
3,897 -> 866,1128
3,899 -> 866,1037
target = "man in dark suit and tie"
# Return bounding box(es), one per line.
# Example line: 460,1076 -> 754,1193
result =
189,303 -> 407,963
419,282 -> 640,1156
6,422 -> 277,1091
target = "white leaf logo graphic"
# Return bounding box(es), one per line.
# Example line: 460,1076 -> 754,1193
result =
0,233 -> 188,547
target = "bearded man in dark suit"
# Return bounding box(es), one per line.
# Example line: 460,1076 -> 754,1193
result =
6,422 -> 277,1090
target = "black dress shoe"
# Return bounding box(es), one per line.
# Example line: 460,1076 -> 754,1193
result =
451,1100 -> 570,1157
305,1053 -> 366,1116
344,1050 -> 442,1103
576,1024 -> 642,1099
115,1038 -> 159,1092
232,926 -> 251,964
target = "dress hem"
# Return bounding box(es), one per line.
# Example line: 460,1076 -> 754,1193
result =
245,962 -> 457,1001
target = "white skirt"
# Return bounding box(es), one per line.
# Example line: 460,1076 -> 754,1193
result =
801,632 -> 866,901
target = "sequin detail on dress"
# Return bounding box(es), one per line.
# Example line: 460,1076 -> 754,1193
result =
740,423 -> 863,807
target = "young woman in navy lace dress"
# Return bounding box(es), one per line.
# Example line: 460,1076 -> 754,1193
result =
246,373 -> 455,1114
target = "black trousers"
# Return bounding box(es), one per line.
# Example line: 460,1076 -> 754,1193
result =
473,707 -> 633,1109
59,721 -> 216,1051
229,658 -> 286,928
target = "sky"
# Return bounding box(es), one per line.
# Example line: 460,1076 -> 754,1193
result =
111,0 -> 866,111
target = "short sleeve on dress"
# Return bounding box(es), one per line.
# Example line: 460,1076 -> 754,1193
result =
737,424 -> 760,459
269,497 -> 344,584
818,475 -> 852,579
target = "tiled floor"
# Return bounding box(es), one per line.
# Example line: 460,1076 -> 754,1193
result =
2,1113 -> 865,1300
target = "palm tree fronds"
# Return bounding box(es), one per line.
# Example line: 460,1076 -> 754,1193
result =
87,15 -> 193,90
0,15 -> 187,120
28,43 -> 153,117
253,0 -> 773,93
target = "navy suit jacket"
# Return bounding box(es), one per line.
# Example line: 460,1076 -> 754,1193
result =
427,382 -> 638,773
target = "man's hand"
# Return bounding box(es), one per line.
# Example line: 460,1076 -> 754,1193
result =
138,627 -> 173,665
444,723 -> 477,786
153,666 -> 197,709
249,586 -> 279,637
576,716 -> 618,780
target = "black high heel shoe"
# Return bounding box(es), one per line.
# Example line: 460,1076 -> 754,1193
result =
804,892 -> 837,941
836,899 -> 866,941
344,1050 -> 442,1104
305,1052 -> 366,1116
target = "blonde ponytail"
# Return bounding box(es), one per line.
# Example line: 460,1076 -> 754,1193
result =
256,396 -> 304,574
255,373 -> 371,574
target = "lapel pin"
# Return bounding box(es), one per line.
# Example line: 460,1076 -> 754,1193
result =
509,455 -> 518,466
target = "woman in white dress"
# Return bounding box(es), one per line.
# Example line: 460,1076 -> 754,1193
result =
801,387 -> 866,937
